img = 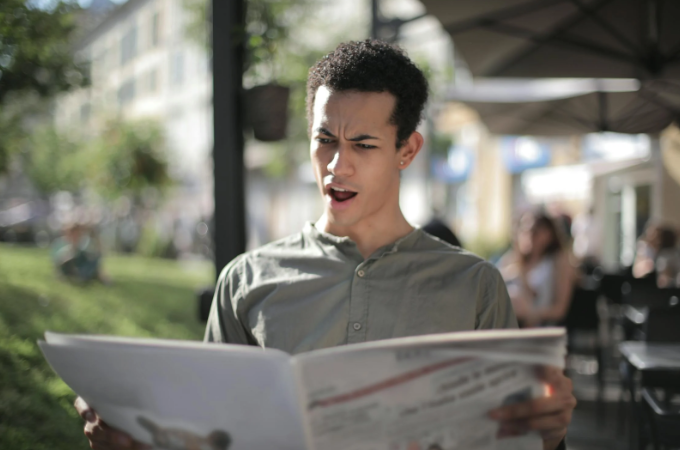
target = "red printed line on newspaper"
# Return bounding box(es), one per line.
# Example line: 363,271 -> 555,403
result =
308,356 -> 473,410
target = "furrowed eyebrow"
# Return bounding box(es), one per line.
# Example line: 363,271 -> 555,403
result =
316,127 -> 336,138
348,134 -> 379,142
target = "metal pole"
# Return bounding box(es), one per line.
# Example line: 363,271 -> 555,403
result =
212,0 -> 246,278
371,0 -> 379,38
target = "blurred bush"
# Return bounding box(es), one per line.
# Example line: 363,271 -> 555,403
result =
24,120 -> 170,201
90,120 -> 171,201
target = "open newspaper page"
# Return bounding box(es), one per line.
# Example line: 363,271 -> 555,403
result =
39,333 -> 309,450
293,328 -> 566,450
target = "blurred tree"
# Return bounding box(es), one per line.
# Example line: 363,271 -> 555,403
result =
24,120 -> 170,199
91,120 -> 171,201
24,125 -> 88,194
183,0 -> 310,80
0,0 -> 88,174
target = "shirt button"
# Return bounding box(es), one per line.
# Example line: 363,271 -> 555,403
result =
357,270 -> 365,277
353,323 -> 362,331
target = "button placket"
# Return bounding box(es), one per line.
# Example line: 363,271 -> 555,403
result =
347,263 -> 369,343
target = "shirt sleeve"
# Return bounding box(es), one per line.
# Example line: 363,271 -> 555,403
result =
203,255 -> 253,344
476,262 -> 519,330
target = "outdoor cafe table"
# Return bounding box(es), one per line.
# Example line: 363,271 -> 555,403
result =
619,342 -> 680,371
619,342 -> 680,450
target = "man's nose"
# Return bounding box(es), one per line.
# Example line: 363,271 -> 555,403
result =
327,145 -> 354,177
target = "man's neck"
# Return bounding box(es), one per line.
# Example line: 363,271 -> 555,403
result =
316,211 -> 414,259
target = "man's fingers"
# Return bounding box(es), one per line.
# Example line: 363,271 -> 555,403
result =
74,396 -> 97,422
489,394 -> 574,420
536,365 -> 568,386
527,409 -> 572,429
496,416 -> 568,441
84,418 -> 141,449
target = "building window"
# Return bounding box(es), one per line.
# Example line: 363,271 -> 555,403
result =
151,12 -> 161,47
148,68 -> 158,93
118,78 -> 136,106
170,51 -> 184,86
141,68 -> 158,95
120,25 -> 138,66
80,102 -> 91,123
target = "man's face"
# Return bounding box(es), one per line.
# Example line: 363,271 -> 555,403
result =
310,86 -> 404,229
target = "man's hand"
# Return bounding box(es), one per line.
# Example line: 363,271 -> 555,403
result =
74,397 -> 151,450
488,366 -> 576,450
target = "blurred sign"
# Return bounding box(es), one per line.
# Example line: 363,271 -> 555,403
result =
431,145 -> 474,183
501,137 -> 551,173
582,132 -> 650,162
522,164 -> 592,203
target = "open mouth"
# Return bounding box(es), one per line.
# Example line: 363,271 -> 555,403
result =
328,186 -> 358,203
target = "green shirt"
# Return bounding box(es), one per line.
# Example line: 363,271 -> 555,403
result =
204,223 -> 517,354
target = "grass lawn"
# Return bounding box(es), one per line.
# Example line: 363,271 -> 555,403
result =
0,243 -> 214,450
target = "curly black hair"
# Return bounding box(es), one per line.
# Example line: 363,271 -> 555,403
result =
306,39 -> 429,148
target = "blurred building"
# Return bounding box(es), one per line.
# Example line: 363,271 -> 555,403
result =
55,0 -> 213,225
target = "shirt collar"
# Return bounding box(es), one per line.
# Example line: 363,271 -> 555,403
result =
303,221 -> 422,261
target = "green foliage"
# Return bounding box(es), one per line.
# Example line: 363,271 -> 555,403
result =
0,0 -> 88,174
0,0 -> 88,104
0,243 -> 212,450
182,0 -> 311,80
92,120 -> 171,200
136,222 -> 176,259
23,120 -> 170,198
243,0 -> 310,81
24,126 -> 89,193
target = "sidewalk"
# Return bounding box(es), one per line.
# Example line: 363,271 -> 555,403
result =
566,359 -> 629,450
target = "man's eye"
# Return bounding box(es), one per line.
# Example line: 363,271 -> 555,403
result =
357,143 -> 376,149
316,138 -> 333,144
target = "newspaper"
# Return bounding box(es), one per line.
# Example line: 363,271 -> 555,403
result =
39,328 -> 566,450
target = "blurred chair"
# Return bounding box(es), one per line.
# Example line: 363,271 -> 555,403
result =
198,287 -> 215,322
598,272 -> 631,305
621,299 -> 680,449
641,380 -> 680,449
643,298 -> 680,343
561,284 -> 606,407
623,285 -> 680,341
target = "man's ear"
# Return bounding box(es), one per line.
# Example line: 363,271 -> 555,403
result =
398,131 -> 424,169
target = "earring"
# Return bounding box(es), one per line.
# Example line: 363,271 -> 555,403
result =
400,161 -> 405,165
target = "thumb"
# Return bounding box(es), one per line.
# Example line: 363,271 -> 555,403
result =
74,396 -> 96,423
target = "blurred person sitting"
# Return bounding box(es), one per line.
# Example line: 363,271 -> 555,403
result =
633,222 -> 680,287
51,223 -> 107,283
422,217 -> 462,248
498,212 -> 575,327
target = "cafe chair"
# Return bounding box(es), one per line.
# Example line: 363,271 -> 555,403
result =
641,387 -> 680,450
618,294 -> 680,439
643,299 -> 680,343
561,286 -> 604,396
620,283 -> 678,341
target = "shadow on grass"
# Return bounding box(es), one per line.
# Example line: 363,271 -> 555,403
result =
0,273 -> 208,450
0,285 -> 89,450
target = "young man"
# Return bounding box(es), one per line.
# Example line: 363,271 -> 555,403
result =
77,40 -> 575,450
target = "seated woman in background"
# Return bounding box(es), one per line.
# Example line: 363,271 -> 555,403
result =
632,222 -> 680,287
497,211 -> 575,327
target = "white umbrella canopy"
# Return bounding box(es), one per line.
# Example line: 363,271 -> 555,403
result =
446,78 -> 678,135
421,0 -> 680,79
